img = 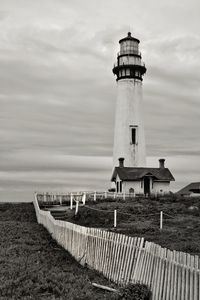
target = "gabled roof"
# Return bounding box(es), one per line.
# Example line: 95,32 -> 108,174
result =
176,182 -> 200,195
111,167 -> 175,182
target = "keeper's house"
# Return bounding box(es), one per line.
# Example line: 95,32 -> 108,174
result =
111,158 -> 175,196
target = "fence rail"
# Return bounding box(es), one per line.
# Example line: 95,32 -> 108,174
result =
33,193 -> 200,300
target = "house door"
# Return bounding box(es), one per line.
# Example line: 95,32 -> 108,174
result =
144,177 -> 150,196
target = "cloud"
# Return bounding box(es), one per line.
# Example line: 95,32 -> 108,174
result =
0,0 -> 200,201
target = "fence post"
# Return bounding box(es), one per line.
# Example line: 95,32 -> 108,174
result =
70,193 -> 73,209
94,191 -> 97,201
44,192 -> 46,202
104,191 -> 107,199
59,195 -> 62,205
114,209 -> 117,228
75,201 -> 79,215
114,192 -> 116,199
82,192 -> 86,205
160,211 -> 163,230
123,192 -> 126,200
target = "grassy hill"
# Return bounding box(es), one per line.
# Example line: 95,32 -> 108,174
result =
57,195 -> 200,256
0,203 -> 117,300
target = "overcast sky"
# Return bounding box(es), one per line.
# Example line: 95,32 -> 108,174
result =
0,0 -> 200,201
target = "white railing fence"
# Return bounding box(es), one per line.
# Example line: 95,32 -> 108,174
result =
33,193 -> 200,300
36,191 -> 142,206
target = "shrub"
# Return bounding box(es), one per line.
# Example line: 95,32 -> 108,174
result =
117,283 -> 151,300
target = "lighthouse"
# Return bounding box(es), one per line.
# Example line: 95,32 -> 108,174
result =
112,32 -> 146,168
111,33 -> 175,195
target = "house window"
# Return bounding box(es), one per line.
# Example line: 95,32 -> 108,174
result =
120,181 -> 122,193
116,182 -> 119,193
116,181 -> 122,193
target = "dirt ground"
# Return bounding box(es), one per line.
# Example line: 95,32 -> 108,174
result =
0,203 -> 117,300
61,195 -> 200,256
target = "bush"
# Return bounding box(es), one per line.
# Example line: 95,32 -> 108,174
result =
117,284 -> 151,300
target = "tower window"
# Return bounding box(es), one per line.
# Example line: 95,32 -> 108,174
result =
131,128 -> 136,144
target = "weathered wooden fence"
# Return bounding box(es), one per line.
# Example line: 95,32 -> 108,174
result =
33,194 -> 200,300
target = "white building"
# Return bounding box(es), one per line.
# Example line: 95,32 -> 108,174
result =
111,158 -> 174,196
111,33 -> 175,195
177,182 -> 200,197
112,32 -> 146,168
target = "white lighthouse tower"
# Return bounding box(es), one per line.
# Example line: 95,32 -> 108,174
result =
111,33 -> 175,195
112,32 -> 146,168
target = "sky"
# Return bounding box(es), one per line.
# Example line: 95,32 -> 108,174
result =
0,0 -> 200,201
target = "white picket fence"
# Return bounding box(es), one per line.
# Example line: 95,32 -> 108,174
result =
36,191 -> 138,204
33,194 -> 200,300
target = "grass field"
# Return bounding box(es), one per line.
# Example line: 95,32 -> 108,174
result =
0,203 -> 118,300
60,195 -> 200,256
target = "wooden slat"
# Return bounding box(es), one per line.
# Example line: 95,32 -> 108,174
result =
108,232 -> 121,281
190,261 -> 194,300
170,259 -> 175,300
173,263 -> 178,300
185,266 -> 190,300
102,231 -> 111,276
141,242 -> 150,284
116,235 -> 128,284
98,229 -> 104,269
114,234 -> 126,283
104,231 -> 114,278
140,245 -> 150,284
181,254 -> 187,300
131,238 -> 144,283
99,230 -> 107,273
176,264 -> 182,300
198,270 -> 200,300
158,256 -> 166,300
148,243 -> 158,289
151,247 -> 162,299
94,229 -> 101,270
166,260 -> 172,300
88,228 -> 93,268
92,228 -> 98,269
193,269 -> 198,300
122,236 -> 136,284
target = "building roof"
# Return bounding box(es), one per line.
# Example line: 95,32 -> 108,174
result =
119,32 -> 140,44
111,167 -> 175,182
176,182 -> 200,195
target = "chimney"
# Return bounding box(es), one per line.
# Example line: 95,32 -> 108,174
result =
159,158 -> 165,169
119,157 -> 124,168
